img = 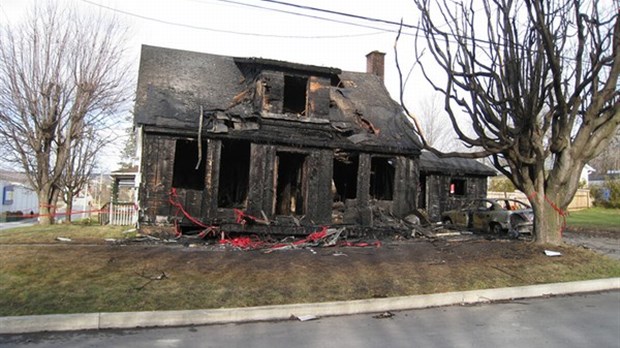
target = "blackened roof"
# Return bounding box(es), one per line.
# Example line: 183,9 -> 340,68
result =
134,45 -> 421,155
419,151 -> 496,176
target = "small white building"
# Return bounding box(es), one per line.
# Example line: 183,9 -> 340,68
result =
0,171 -> 38,219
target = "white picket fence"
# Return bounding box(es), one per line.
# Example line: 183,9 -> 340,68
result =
100,202 -> 137,226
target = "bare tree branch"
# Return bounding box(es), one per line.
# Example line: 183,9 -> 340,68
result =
396,0 -> 619,244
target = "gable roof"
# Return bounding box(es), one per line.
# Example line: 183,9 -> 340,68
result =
419,151 -> 496,176
134,45 -> 421,155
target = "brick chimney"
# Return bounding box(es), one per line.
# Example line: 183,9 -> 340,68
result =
366,51 -> 385,81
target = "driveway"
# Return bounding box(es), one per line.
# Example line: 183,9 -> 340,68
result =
564,229 -> 620,260
0,219 -> 36,231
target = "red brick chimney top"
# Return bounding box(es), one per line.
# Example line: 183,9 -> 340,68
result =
366,51 -> 386,81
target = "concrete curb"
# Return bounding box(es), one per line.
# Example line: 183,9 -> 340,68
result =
1,278 -> 619,334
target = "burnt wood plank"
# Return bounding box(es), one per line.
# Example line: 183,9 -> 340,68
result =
357,153 -> 371,206
201,139 -> 220,219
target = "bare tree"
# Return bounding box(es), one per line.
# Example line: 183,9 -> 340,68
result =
58,126 -> 107,223
416,95 -> 460,151
118,115 -> 138,170
589,128 -> 620,176
396,0 -> 619,244
0,3 -> 131,224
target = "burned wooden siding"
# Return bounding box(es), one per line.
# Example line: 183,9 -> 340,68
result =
247,143 -> 276,218
342,155 -> 418,226
305,149 -> 334,223
245,144 -> 332,224
139,133 -> 175,223
422,174 -> 488,221
393,156 -> 418,217
419,152 -> 496,222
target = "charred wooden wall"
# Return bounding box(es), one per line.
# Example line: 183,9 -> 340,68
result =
423,174 -> 488,221
344,155 -> 418,226
140,131 -> 419,228
246,144 -> 333,224
139,133 -> 176,223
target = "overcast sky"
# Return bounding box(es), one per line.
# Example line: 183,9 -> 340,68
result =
0,0 -> 440,171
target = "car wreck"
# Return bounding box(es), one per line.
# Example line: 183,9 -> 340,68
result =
440,198 -> 534,238
133,46 -> 423,236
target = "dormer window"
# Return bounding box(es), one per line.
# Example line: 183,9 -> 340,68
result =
283,75 -> 308,114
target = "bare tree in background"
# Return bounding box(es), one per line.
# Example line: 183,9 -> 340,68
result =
58,126 -> 107,223
0,3 -> 131,224
118,115 -> 138,170
417,95 -> 460,151
396,0 -> 619,244
589,128 -> 620,176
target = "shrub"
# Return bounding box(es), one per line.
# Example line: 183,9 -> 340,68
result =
489,177 -> 516,192
3,211 -> 25,222
591,180 -> 620,208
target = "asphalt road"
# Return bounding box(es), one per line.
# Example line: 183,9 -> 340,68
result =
0,220 -> 36,231
1,291 -> 618,348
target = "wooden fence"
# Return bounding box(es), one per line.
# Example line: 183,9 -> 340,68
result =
100,202 -> 137,226
487,188 -> 592,211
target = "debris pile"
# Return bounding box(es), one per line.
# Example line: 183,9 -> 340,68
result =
217,226 -> 382,251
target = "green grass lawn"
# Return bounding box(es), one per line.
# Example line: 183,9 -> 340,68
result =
0,223 -> 133,244
567,208 -> 620,232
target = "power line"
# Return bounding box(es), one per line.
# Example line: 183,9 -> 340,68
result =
79,0 -> 389,39
258,0 -> 418,30
204,0 -> 411,34
251,0 -> 582,60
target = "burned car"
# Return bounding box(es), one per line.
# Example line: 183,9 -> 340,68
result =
441,198 -> 534,237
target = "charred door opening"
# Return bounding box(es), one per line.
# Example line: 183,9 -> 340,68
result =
275,152 -> 306,215
369,157 -> 395,200
333,153 -> 358,202
172,139 -> 206,190
218,140 -> 250,208
283,75 -> 308,114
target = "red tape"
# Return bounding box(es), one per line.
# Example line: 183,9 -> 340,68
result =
527,191 -> 567,236
219,235 -> 264,250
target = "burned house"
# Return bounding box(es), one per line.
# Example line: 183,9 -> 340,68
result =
419,151 -> 496,221
134,46 -> 421,234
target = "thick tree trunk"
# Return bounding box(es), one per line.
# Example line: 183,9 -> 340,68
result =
37,184 -> 59,225
37,196 -> 55,225
532,201 -> 563,245
530,189 -> 564,245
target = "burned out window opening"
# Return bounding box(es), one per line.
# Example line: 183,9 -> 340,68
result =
369,157 -> 395,201
275,152 -> 307,215
172,139 -> 207,190
218,140 -> 250,208
332,153 -> 358,202
449,178 -> 467,196
283,75 -> 308,115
